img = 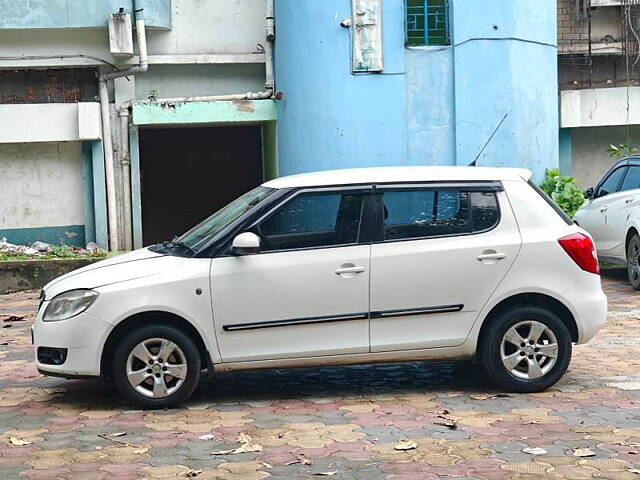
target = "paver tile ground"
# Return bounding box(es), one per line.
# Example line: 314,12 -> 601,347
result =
0,268 -> 638,479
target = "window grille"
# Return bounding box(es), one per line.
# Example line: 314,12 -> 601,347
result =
406,0 -> 450,46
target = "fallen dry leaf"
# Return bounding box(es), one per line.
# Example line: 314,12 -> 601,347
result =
111,432 -> 127,437
469,393 -> 511,400
527,420 -> 541,425
434,415 -> 457,429
8,436 -> 31,446
628,468 -> 640,475
523,447 -> 547,455
198,434 -> 215,441
286,454 -> 313,466
394,439 -> 417,451
573,447 -> 596,457
313,472 -> 337,476
211,433 -> 263,455
185,469 -> 202,477
260,462 -> 273,469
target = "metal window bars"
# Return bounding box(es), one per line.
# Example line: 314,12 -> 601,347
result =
406,0 -> 450,46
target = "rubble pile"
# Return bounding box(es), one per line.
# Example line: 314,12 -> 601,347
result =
0,238 -> 105,259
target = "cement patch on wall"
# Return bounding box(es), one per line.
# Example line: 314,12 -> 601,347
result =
570,125 -> 640,189
0,142 -> 85,230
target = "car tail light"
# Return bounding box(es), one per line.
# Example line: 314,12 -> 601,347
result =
558,233 -> 600,275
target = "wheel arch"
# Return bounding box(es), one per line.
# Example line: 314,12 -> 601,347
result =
476,293 -> 578,361
625,226 -> 639,260
100,311 -> 213,380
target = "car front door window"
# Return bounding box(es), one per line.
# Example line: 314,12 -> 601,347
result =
621,166 -> 640,192
257,191 -> 364,251
597,167 -> 627,198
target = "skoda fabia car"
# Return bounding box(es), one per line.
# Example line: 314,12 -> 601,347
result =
34,166 -> 607,408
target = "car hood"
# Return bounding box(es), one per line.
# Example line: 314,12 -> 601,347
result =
43,247 -> 187,299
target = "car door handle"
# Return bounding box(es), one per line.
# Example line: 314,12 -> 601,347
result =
600,207 -> 608,213
477,252 -> 506,261
335,265 -> 365,275
626,199 -> 634,205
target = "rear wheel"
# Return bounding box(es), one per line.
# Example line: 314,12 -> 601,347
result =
627,233 -> 640,290
480,306 -> 572,393
112,325 -> 201,408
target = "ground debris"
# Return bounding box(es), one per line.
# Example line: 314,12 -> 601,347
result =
212,432 -> 263,455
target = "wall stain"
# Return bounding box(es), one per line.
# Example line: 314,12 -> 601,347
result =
233,100 -> 255,113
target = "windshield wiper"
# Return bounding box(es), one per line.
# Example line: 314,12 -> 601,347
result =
162,239 -> 197,256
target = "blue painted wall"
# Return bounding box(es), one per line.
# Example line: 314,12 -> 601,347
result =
275,0 -> 559,182
0,0 -> 171,30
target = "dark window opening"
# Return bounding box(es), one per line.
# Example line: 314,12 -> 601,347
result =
0,68 -> 98,104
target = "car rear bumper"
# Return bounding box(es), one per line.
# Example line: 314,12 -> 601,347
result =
563,272 -> 607,344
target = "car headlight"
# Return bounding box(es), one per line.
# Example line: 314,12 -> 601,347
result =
43,289 -> 99,322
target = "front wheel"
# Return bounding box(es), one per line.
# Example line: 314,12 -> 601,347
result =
112,325 -> 201,408
627,233 -> 640,290
480,306 -> 572,393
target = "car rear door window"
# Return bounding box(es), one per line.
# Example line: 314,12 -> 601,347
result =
621,166 -> 640,192
257,191 -> 364,251
382,189 -> 470,240
381,188 -> 500,241
597,167 -> 627,197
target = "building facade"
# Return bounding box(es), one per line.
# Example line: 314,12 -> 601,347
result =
276,0 -> 559,181
558,0 -> 640,188
0,0 -> 560,251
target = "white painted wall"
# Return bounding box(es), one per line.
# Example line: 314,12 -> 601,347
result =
0,142 -> 85,229
561,87 -> 640,128
135,64 -> 265,98
0,103 -> 101,144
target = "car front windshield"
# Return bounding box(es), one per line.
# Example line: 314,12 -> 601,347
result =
177,186 -> 275,251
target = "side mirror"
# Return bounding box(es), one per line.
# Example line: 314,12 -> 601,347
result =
231,232 -> 261,255
584,187 -> 594,199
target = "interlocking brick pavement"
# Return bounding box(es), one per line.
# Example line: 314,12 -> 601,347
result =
0,268 -> 639,479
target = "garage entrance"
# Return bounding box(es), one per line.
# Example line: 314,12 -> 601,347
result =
138,126 -> 263,246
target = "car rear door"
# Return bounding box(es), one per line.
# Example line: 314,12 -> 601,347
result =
368,183 -> 521,352
210,187 -> 373,362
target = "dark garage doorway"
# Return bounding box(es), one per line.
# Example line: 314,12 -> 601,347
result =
139,126 -> 263,246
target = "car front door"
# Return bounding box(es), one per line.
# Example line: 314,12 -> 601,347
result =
600,165 -> 640,256
210,187 -> 372,363
369,184 -> 521,352
576,166 -> 627,254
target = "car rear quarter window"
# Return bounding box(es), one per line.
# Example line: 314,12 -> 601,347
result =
470,191 -> 499,232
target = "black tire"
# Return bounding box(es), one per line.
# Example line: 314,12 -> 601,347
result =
480,306 -> 572,393
112,324 -> 201,408
627,233 -> 640,290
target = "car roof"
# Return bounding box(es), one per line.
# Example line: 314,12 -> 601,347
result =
263,166 -> 532,189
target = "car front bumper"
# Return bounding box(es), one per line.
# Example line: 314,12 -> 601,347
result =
33,301 -> 110,377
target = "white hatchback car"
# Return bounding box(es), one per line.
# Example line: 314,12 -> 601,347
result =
34,167 -> 607,408
574,157 -> 640,289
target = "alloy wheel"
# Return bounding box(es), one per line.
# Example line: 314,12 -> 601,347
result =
628,237 -> 640,286
500,320 -> 558,380
125,337 -> 187,398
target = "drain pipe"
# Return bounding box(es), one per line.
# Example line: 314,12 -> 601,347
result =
98,2 -> 148,251
119,106 -> 133,251
265,0 -> 275,93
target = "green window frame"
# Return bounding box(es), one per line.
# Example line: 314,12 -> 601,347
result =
405,0 -> 450,46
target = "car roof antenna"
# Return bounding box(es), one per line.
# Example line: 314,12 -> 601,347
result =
468,113 -> 508,166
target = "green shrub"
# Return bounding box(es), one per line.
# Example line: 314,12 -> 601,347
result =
539,168 -> 585,219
